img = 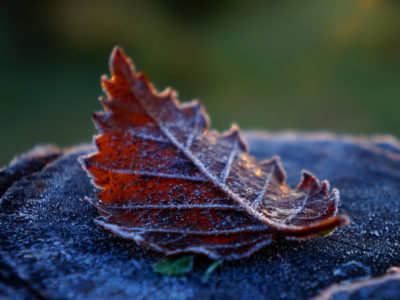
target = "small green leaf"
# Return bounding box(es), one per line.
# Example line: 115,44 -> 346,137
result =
202,260 -> 223,282
153,255 -> 194,276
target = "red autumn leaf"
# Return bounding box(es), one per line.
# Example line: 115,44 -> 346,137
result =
80,46 -> 349,260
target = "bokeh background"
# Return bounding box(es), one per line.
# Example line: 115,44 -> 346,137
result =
1,0 -> 399,166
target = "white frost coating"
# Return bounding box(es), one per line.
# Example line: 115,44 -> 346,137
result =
96,217 -> 267,234
95,218 -> 273,260
89,162 -> 208,182
164,237 -> 274,260
95,221 -> 165,253
185,108 -> 200,150
332,188 -> 340,211
95,203 -> 243,210
127,129 -> 169,143
283,190 -> 310,224
219,139 -> 238,183
252,164 -> 275,209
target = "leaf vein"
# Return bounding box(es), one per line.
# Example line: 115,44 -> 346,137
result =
252,164 -> 276,209
220,140 -> 238,183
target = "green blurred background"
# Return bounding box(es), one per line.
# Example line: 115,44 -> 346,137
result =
1,0 -> 399,166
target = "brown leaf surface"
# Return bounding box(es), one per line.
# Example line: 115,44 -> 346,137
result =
80,47 -> 349,260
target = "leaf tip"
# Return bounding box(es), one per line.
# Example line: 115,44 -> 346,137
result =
110,45 -> 125,64
109,45 -> 135,79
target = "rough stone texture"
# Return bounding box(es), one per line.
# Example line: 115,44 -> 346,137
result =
0,145 -> 61,198
314,267 -> 400,300
0,132 -> 399,300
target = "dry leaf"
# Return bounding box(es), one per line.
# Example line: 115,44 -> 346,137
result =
80,46 -> 349,260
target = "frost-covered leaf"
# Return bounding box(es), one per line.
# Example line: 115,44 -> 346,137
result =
80,46 -> 349,260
